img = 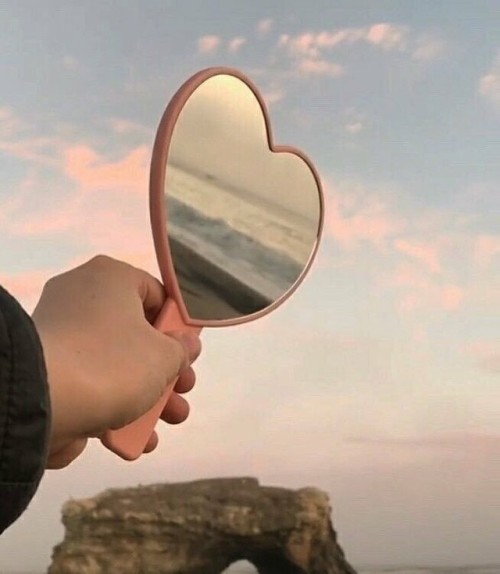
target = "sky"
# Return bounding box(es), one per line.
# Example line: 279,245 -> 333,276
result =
0,0 -> 499,571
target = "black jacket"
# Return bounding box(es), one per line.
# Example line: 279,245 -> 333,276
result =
0,285 -> 51,534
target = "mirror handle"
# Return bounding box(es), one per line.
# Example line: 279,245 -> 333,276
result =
101,298 -> 202,460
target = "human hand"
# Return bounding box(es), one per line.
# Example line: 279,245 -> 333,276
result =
32,255 -> 202,469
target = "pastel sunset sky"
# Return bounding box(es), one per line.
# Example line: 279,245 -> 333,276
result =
0,1 -> 498,571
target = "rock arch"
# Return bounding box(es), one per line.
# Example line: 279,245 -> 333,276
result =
49,477 -> 357,574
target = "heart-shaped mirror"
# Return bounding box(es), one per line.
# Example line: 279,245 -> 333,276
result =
102,68 -> 324,460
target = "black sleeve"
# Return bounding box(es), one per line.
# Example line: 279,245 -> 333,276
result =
0,285 -> 51,535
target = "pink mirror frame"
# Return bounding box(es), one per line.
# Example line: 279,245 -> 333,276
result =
149,66 -> 325,327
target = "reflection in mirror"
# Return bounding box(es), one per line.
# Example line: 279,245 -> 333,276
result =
165,74 -> 321,321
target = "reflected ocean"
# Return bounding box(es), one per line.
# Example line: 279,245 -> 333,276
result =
166,163 -> 312,302
167,162 -> 315,264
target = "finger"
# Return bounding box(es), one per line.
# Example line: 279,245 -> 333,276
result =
160,392 -> 190,425
148,330 -> 190,393
166,331 -> 202,368
47,438 -> 88,470
174,368 -> 196,394
143,431 -> 159,454
135,268 -> 168,323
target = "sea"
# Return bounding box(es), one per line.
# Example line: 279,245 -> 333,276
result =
222,566 -> 500,574
8,567 -> 500,574
223,567 -> 500,574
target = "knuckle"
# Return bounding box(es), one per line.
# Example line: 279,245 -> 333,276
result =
89,254 -> 113,267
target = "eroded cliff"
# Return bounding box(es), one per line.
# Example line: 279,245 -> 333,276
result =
48,477 -> 357,574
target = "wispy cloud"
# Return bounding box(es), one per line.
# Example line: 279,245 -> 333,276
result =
321,176 -> 485,316
64,144 -> 149,194
389,265 -> 465,313
324,179 -> 404,249
364,23 -> 409,51
296,58 -> 344,78
343,108 -> 367,135
227,36 -> 246,54
107,117 -> 150,137
474,234 -> 500,266
279,24 -> 409,58
62,55 -> 79,72
1,112 -> 157,302
262,86 -> 285,105
479,51 -> 500,111
257,18 -> 273,36
394,238 -> 442,274
276,24 -> 445,80
198,34 -> 248,56
0,107 -> 62,167
467,341 -> 500,375
412,33 -> 447,62
197,35 -> 221,55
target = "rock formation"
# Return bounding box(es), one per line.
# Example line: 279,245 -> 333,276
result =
48,477 -> 357,574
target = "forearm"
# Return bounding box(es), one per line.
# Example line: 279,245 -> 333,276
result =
0,285 -> 51,534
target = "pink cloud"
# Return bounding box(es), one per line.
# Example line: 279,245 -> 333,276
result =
257,18 -> 273,36
366,23 -> 408,51
324,182 -> 404,249
5,142 -> 156,273
279,23 -> 410,59
262,88 -> 285,105
108,118 -> 149,136
297,58 -> 344,78
479,51 -> 500,110
197,35 -> 221,55
5,142 -> 150,234
439,284 -> 465,311
315,29 -> 362,48
394,238 -> 442,273
64,144 -> 149,194
228,36 -> 246,54
277,24 -> 444,85
290,32 -> 320,58
387,262 -> 465,313
412,34 -> 447,61
0,107 -> 62,166
343,109 -> 366,135
392,262 -> 430,290
345,121 -> 363,134
474,234 -> 500,265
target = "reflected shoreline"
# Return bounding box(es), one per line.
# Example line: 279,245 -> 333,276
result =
169,236 -> 273,321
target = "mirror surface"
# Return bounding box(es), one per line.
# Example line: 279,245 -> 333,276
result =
165,74 -> 321,321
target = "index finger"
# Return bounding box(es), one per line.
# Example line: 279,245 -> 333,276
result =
135,268 -> 168,324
